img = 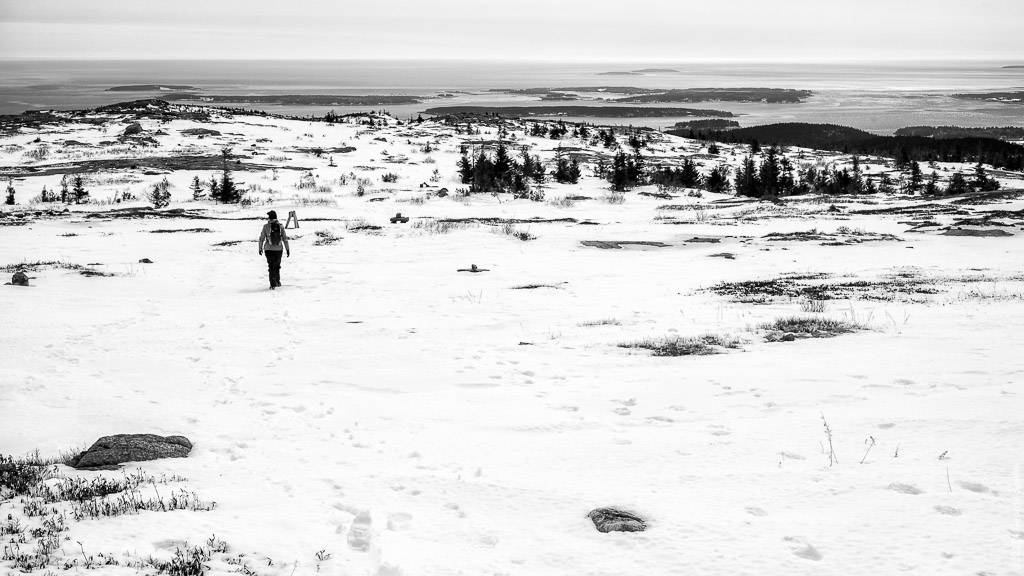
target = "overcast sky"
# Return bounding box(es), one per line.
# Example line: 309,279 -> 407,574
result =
1,0 -> 1021,61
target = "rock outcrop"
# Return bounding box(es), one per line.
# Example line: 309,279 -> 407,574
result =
70,434 -> 192,469
587,508 -> 647,533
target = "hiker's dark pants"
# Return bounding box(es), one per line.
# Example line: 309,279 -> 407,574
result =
265,250 -> 283,287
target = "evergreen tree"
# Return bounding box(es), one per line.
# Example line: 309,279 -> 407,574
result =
72,174 -> 89,204
707,142 -> 720,155
220,170 -> 239,203
191,176 -> 205,200
878,173 -> 896,194
494,141 -> 513,190
907,161 -> 923,194
568,158 -> 582,184
472,149 -> 494,192
519,148 -> 536,182
734,156 -> 761,198
758,146 -> 782,198
602,129 -> 617,149
60,175 -> 70,204
209,175 -> 221,200
4,179 -> 14,205
149,179 -> 171,208
218,148 -> 241,203
458,153 -> 474,185
705,165 -> 731,194
946,171 -> 969,195
552,147 -> 579,184
924,171 -> 940,196
972,160 -> 1000,191
973,161 -> 987,189
610,151 -> 630,191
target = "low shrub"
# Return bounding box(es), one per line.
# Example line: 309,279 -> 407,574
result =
620,334 -> 742,356
759,316 -> 865,339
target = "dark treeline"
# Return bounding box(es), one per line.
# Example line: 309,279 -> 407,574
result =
894,126 -> 1024,140
702,122 -> 1024,171
730,145 -> 1000,199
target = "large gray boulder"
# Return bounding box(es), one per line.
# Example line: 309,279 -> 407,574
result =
587,508 -> 647,533
70,434 -> 192,469
11,271 -> 29,286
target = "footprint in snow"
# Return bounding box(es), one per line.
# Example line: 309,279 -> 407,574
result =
783,536 -> 823,561
887,483 -> 925,495
958,481 -> 990,494
345,510 -> 374,552
933,505 -> 961,516
708,424 -> 731,436
386,512 -> 412,531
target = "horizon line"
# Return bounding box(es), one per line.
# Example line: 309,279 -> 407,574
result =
2,56 -> 1023,65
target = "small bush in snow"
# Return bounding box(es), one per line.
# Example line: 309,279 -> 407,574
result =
603,192 -> 625,205
620,334 -> 743,356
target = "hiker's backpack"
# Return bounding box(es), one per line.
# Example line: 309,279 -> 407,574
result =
270,221 -> 282,246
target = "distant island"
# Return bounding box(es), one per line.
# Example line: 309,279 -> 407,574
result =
1002,65 -> 1024,69
952,91 -> 1023,104
614,88 -> 811,104
422,105 -> 734,118
598,68 -> 679,75
671,119 -> 741,130
489,87 -> 810,103
107,85 -> 199,92
167,94 -> 422,106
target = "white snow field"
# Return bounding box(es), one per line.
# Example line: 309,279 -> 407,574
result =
2,103 -> 1024,575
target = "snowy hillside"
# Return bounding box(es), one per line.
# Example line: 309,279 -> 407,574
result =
2,102 -> 1023,576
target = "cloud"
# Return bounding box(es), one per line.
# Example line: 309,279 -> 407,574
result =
1,0 -> 1021,60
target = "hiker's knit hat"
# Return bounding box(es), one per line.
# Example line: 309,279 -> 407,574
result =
267,210 -> 278,219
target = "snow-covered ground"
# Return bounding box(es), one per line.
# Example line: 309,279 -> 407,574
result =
2,104 -> 1024,575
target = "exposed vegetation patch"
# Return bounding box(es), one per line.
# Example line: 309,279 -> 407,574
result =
620,334 -> 743,356
849,204 -> 967,217
412,219 -> 476,234
939,227 -> 1014,237
581,240 -> 669,249
949,191 -> 1024,205
1,260 -> 111,277
708,272 -> 950,303
759,316 -> 867,340
4,154 -> 300,179
313,229 -> 343,246
438,217 -> 577,225
763,227 -> 902,245
1,453 -> 225,574
656,204 -> 723,211
497,222 -> 536,241
579,318 -> 621,327
512,283 -> 562,290
149,227 -> 213,233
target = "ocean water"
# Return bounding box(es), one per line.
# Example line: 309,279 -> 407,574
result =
2,59 -> 1023,134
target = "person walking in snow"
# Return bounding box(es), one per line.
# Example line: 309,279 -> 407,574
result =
258,210 -> 290,289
